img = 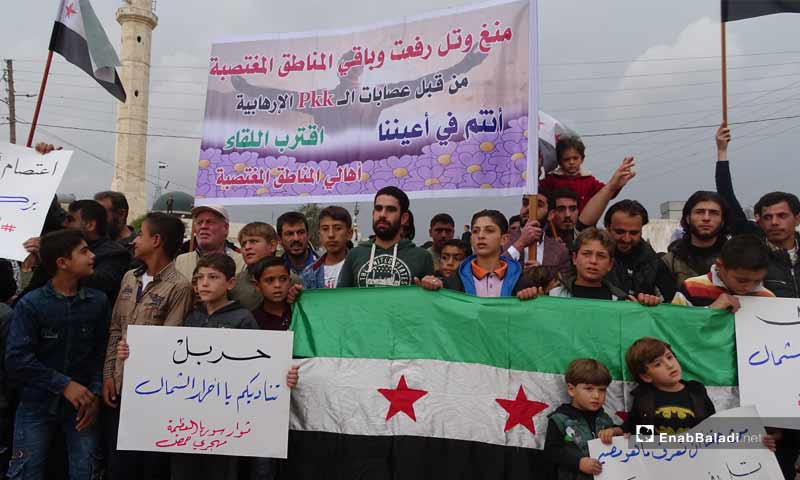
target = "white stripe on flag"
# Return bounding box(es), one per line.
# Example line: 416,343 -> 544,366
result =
290,357 -> 739,449
56,0 -> 86,39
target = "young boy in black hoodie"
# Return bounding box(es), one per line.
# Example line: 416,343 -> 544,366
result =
623,337 -> 715,437
544,359 -> 621,480
620,337 -> 776,453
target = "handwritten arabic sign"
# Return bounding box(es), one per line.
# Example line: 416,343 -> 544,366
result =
118,325 -> 294,457
588,406 -> 781,480
195,0 -> 537,205
0,142 -> 72,261
736,296 -> 800,429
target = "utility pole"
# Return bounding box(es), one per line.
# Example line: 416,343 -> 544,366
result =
3,59 -> 16,144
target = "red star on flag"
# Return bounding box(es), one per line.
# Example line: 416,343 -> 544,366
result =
64,2 -> 78,18
378,375 -> 428,422
495,386 -> 549,435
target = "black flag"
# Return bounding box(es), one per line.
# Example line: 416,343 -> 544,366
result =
722,0 -> 800,22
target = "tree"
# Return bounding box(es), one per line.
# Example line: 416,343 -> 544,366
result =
299,203 -> 321,249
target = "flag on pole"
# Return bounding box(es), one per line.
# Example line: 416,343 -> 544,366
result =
50,0 -> 126,102
722,0 -> 800,21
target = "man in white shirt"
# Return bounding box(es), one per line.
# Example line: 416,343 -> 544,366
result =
300,206 -> 353,289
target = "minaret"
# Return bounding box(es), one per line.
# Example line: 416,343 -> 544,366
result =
112,0 -> 157,220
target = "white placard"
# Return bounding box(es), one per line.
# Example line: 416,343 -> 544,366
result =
0,142 -> 72,261
589,406 -> 781,480
118,325 -> 294,458
736,296 -> 800,429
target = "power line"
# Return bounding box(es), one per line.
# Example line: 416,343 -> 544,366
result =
15,59 -> 800,86
11,48 -> 800,68
12,114 -> 195,192
18,69 -> 800,98
582,114 -> 800,138
14,97 -> 204,125
24,95 -> 206,113
36,125 -> 194,192
562,98 -> 800,127
12,102 -> 202,137
13,69 -> 210,86
544,71 -> 800,96
617,88 -> 800,183
17,120 -> 202,140
14,79 -> 207,97
15,110 -> 800,141
539,49 -> 800,66
542,60 -> 800,83
583,76 -> 800,163
546,85 -> 800,113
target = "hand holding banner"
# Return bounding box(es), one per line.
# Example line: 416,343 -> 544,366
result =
736,296 -> 800,428
118,325 -> 294,458
0,141 -> 72,261
588,406 -> 781,480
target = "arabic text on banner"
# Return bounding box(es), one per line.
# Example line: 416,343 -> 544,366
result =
118,325 -> 294,458
196,0 -> 537,205
736,296 -> 800,429
0,142 -> 72,262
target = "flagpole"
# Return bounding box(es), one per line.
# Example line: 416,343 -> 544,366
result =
721,21 -> 728,125
527,157 -> 542,264
26,50 -> 54,147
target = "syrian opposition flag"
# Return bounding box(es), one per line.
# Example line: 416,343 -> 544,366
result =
50,0 -> 126,101
722,0 -> 800,21
287,288 -> 739,479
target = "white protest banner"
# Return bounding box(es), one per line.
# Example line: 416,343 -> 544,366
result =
588,406 -> 780,480
0,142 -> 72,261
118,325 -> 294,458
736,296 -> 800,428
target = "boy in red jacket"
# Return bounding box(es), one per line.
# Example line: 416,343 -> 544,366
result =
540,137 -> 605,211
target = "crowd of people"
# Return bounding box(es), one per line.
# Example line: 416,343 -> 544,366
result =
0,122 -> 798,479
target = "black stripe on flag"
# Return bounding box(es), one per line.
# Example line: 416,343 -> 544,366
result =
49,21 -> 126,102
722,0 -> 800,22
283,431 -> 548,480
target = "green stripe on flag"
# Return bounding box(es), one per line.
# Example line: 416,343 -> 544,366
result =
291,287 -> 736,386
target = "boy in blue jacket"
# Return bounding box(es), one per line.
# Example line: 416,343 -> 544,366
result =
418,209 -> 541,299
6,229 -> 109,479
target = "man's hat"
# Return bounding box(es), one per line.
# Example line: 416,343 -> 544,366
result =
190,205 -> 229,223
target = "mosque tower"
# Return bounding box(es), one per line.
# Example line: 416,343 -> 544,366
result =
111,0 -> 158,219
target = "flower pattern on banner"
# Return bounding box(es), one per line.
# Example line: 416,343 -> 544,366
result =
195,116 -> 531,198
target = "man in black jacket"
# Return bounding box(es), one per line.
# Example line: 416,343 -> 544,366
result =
18,200 -> 131,305
603,200 -> 676,301
715,125 -> 800,298
716,124 -> 800,479
62,200 -> 131,304
660,191 -> 731,289
755,193 -> 800,298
